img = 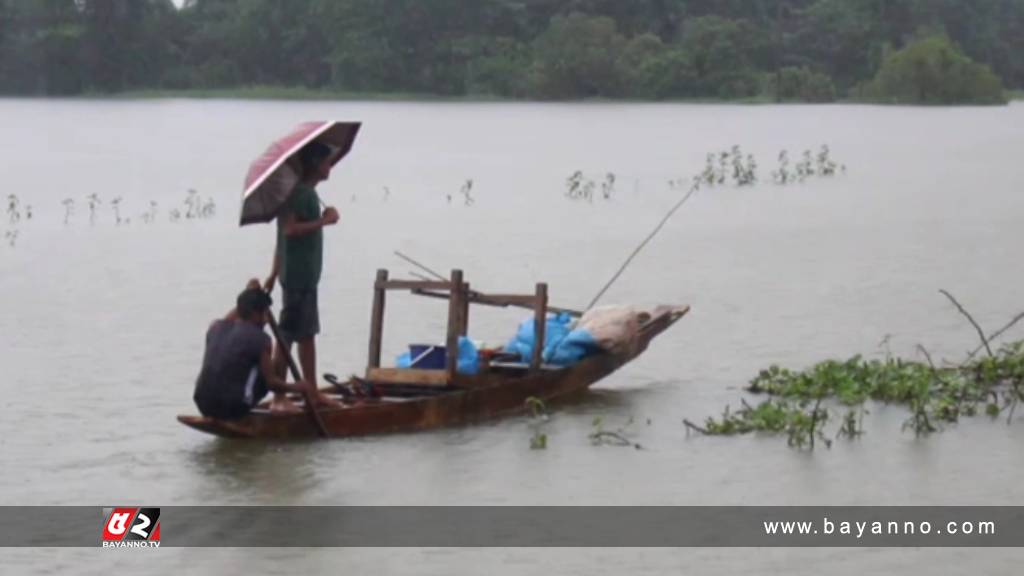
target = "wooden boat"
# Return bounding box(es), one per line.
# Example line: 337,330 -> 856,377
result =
178,269 -> 689,439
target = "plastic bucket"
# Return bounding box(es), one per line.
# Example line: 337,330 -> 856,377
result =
408,344 -> 447,369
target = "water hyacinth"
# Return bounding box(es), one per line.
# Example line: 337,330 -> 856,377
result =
687,292 -> 1024,449
525,396 -> 549,450
589,416 -> 643,449
688,339 -> 1024,449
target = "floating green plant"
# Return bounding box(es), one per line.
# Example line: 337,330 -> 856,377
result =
686,398 -> 832,449
525,396 -> 549,450
687,292 -> 1024,449
589,416 -> 643,449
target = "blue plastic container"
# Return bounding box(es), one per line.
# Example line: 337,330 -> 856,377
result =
408,344 -> 447,369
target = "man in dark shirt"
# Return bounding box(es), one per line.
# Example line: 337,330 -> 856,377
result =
264,141 -> 340,408
194,281 -> 317,419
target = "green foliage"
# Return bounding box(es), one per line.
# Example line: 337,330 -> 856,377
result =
792,0 -> 878,92
0,1 -> 1021,100
525,396 -> 549,450
465,38 -> 532,97
589,416 -> 642,449
769,67 -> 837,103
620,33 -> 695,99
678,16 -> 762,99
861,34 -> 1006,105
695,339 -> 1024,448
696,398 -> 832,450
530,13 -> 627,98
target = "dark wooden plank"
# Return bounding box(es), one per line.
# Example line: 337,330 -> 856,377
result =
460,282 -> 471,336
367,368 -> 450,386
475,293 -> 539,306
445,270 -> 464,378
368,269 -> 388,370
377,280 -> 452,291
411,288 -> 583,317
531,283 -> 548,371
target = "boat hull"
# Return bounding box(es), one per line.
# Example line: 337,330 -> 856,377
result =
178,306 -> 687,439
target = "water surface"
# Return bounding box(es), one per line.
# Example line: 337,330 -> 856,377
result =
2,99 -> 1023,573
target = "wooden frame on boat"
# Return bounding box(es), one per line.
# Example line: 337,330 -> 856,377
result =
178,269 -> 689,439
367,269 -> 567,385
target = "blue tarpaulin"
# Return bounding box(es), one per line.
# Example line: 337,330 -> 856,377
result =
395,336 -> 480,374
504,312 -> 600,366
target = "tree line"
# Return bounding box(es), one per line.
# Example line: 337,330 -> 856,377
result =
1,0 -> 1020,104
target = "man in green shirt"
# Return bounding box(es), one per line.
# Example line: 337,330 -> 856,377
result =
264,141 -> 340,408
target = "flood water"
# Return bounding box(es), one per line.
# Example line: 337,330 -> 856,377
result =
2,98 -> 1024,573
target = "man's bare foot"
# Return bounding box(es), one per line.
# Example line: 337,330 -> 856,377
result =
269,395 -> 302,413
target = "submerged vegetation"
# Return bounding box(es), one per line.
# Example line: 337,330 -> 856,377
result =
565,171 -> 617,202
567,144 -> 845,205
686,292 -> 1024,449
0,2 -> 1020,104
2,190 -> 219,249
773,146 -> 845,185
525,397 -> 549,450
589,416 -> 644,450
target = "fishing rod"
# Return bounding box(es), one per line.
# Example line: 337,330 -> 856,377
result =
394,250 -> 448,282
584,178 -> 701,310
394,176 -> 701,319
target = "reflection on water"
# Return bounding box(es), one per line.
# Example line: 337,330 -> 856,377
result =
184,439 -> 321,503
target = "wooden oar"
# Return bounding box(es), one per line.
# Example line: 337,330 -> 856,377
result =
266,311 -> 329,438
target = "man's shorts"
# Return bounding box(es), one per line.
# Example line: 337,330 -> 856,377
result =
279,288 -> 320,343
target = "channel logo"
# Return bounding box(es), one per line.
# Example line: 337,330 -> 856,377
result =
101,507 -> 161,548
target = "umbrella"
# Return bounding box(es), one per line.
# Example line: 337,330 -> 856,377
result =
240,120 -> 361,226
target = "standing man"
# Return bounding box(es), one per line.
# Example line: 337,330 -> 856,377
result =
264,141 -> 340,404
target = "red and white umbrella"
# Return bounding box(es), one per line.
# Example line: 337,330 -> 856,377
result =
240,120 -> 361,226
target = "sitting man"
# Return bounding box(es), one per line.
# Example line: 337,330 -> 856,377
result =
193,280 -> 326,419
